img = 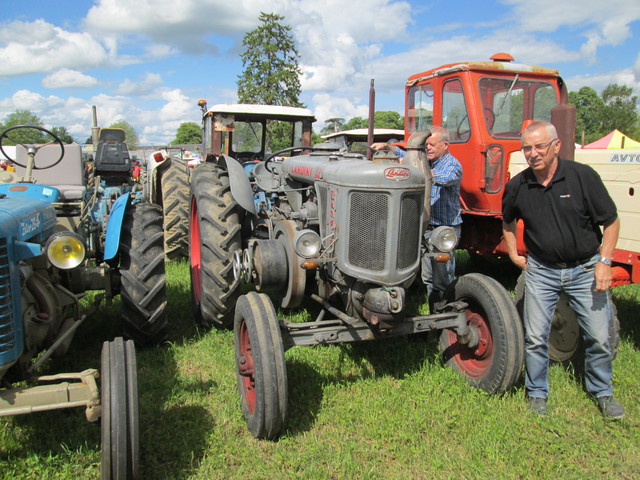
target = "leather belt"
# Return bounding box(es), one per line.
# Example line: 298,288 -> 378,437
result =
553,255 -> 594,269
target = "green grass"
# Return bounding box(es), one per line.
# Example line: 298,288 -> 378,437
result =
1,256 -> 640,480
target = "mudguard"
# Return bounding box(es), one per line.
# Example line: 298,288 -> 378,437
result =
220,155 -> 256,215
103,192 -> 130,261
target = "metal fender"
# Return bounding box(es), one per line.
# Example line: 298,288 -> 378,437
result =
103,192 -> 130,261
220,155 -> 256,215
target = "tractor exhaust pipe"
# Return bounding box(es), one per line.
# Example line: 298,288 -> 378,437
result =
367,79 -> 375,160
404,130 -> 433,229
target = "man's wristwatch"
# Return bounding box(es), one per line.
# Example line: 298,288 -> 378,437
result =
599,257 -> 612,266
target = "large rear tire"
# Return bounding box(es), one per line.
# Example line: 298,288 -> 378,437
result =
234,292 -> 288,439
159,159 -> 190,260
439,273 -> 524,393
120,202 -> 168,346
100,337 -> 139,480
514,272 -> 620,362
189,163 -> 242,328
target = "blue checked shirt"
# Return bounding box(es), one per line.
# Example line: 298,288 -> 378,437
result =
429,152 -> 462,227
392,147 -> 462,226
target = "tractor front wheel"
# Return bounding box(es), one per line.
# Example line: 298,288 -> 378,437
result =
234,292 -> 288,439
100,337 -> 139,480
439,273 -> 524,393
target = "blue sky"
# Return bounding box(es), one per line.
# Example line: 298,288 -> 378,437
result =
1,0 -> 639,145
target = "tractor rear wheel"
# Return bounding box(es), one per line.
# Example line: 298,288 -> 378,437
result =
100,337 -> 139,480
120,202 -> 168,346
160,158 -> 190,260
439,273 -> 524,393
513,272 -> 620,363
189,163 -> 241,329
234,292 -> 288,439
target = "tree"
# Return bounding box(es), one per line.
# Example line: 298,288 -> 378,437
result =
321,118 -> 345,134
0,110 -> 47,144
108,120 -> 139,150
600,84 -> 638,137
171,122 -> 202,145
341,111 -> 405,131
569,86 -> 605,144
237,12 -> 303,107
51,126 -> 75,144
569,84 -> 639,144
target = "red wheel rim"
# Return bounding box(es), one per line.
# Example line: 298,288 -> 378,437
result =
446,310 -> 493,378
238,320 -> 256,413
189,196 -> 202,303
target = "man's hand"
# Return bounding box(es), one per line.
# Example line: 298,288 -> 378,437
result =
510,254 -> 527,271
594,261 -> 612,291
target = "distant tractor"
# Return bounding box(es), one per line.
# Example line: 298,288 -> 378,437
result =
188,103 -> 524,439
144,147 -> 201,260
0,124 -> 167,479
322,127 -> 405,153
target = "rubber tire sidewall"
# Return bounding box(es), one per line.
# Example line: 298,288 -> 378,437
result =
120,202 -> 168,346
189,163 -> 242,329
234,292 -> 288,439
439,273 -> 524,394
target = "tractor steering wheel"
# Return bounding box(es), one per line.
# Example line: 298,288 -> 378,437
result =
0,125 -> 65,169
264,146 -> 306,172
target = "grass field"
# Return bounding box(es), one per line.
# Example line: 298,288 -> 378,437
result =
1,255 -> 639,480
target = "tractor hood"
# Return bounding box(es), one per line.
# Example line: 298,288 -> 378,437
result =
0,195 -> 57,244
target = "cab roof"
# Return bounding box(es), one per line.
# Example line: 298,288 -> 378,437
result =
406,53 -> 560,86
204,103 -> 316,122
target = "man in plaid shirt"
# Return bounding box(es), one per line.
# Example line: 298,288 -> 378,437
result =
421,126 -> 462,308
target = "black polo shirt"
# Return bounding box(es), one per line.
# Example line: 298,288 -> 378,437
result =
502,159 -> 617,264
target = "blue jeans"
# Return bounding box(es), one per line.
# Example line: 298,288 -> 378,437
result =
421,225 -> 461,303
524,253 -> 613,399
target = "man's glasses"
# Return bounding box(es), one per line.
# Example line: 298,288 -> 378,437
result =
522,138 -> 557,154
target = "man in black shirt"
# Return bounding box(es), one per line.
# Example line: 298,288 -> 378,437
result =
502,121 -> 623,419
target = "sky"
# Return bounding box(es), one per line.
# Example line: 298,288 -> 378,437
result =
1,0 -> 639,146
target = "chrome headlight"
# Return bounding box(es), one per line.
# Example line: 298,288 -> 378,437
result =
293,229 -> 321,258
429,226 -> 458,252
45,231 -> 86,269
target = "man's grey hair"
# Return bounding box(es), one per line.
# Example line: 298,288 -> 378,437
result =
522,120 -> 557,140
429,125 -> 450,143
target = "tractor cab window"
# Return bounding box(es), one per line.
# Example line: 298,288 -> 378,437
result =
478,77 -> 558,139
442,78 -> 470,143
231,121 -> 264,155
407,83 -> 434,133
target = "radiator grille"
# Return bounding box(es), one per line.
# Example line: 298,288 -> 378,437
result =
397,193 -> 421,269
348,192 -> 388,271
0,239 -> 14,354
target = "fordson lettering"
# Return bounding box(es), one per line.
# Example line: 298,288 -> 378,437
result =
384,167 -> 411,181
291,165 -> 314,177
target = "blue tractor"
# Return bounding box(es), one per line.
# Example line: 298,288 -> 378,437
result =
0,125 -> 167,479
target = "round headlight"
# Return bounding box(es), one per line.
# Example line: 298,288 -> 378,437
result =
293,229 -> 322,258
429,226 -> 458,252
45,232 -> 86,269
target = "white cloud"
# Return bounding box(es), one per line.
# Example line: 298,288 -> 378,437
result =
42,69 -> 99,89
567,52 -> 640,95
503,0 -> 640,62
116,73 -> 163,95
0,19 -> 111,77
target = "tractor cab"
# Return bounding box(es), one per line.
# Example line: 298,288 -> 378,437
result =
198,102 -> 316,163
404,53 -> 574,256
